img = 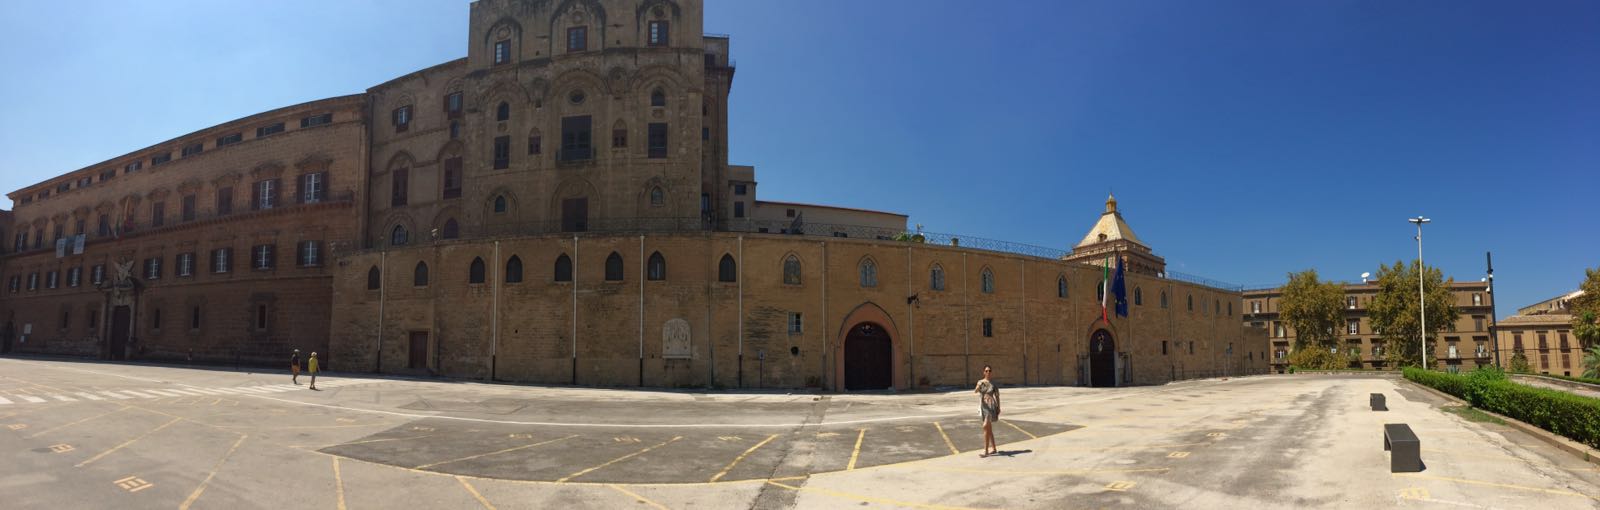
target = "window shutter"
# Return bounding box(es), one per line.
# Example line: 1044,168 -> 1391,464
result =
295,242 -> 306,267
267,245 -> 276,268
270,178 -> 281,208
317,172 -> 329,201
294,174 -> 305,204
250,182 -> 260,210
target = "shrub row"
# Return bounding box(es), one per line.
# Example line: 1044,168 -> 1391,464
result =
1404,367 -> 1600,449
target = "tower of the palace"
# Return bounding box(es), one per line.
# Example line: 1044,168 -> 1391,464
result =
1062,194 -> 1167,276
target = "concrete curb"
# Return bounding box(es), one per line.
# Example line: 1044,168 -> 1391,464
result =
1511,373 -> 1600,393
1399,378 -> 1600,466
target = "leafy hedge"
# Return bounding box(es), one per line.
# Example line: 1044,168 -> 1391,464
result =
1404,367 -> 1600,449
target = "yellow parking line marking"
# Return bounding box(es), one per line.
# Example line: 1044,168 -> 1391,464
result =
764,480 -> 982,510
934,422 -> 960,455
1168,451 -> 1191,458
333,457 -> 347,510
847,429 -> 866,470
1393,472 -> 1600,500
609,484 -> 669,510
1000,420 -> 1037,440
49,443 -> 75,453
114,475 -> 154,493
416,435 -> 578,469
324,434 -> 437,448
710,433 -> 780,483
1105,480 -> 1137,491
28,406 -> 128,438
76,416 -> 181,467
557,436 -> 682,483
179,434 -> 249,510
457,476 -> 497,509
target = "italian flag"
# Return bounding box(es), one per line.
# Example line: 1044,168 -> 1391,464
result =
1101,255 -> 1110,323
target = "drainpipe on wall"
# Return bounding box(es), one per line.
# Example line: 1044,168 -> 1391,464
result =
963,252 -> 970,385
1022,259 -> 1028,385
491,240 -> 499,381
638,235 -> 644,387
377,250 -> 385,373
571,235 -> 578,385
906,245 -> 914,390
821,240 -> 829,390
737,236 -> 743,388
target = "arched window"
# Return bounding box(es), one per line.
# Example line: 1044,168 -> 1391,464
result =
649,187 -> 664,207
1057,276 -> 1067,298
1161,290 -> 1168,309
413,261 -> 429,286
505,255 -> 523,283
496,102 -> 510,121
1134,287 -> 1143,305
1187,294 -> 1194,311
930,264 -> 946,291
1228,301 -> 1233,316
650,88 -> 666,107
647,251 -> 666,281
494,195 -> 507,214
554,254 -> 572,282
468,257 -> 486,284
442,218 -> 459,240
604,252 -> 623,281
783,255 -> 802,285
1215,299 -> 1221,315
391,225 -> 409,246
367,266 -> 381,290
981,268 -> 995,294
612,119 -> 628,149
859,258 -> 877,288
718,254 -> 737,282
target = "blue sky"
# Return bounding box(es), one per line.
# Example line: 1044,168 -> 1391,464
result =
1,0 -> 1595,316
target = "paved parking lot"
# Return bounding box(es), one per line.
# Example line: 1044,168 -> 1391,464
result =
4,356 -> 1600,509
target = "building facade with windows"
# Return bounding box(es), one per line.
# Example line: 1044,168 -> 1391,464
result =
1497,290 -> 1585,377
1,0 -> 1268,389
1242,281 -> 1496,372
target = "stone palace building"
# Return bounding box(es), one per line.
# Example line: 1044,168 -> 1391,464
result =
0,0 -> 1267,391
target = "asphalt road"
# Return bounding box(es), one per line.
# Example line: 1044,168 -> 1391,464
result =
3,356 -> 1599,509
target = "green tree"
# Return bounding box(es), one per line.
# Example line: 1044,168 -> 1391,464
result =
1510,351 -> 1532,374
1583,345 -> 1600,379
1278,270 -> 1348,369
1570,267 -> 1600,350
1370,260 -> 1460,368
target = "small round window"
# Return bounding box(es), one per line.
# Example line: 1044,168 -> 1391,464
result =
569,90 -> 586,104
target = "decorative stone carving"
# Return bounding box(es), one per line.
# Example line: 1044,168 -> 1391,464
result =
662,318 -> 690,359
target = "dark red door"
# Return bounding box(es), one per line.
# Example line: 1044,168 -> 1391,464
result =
409,332 -> 428,369
845,323 -> 892,390
1090,330 -> 1116,387
109,306 -> 130,361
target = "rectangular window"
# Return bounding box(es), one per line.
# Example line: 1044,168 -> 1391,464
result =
446,92 -> 464,118
647,123 -> 668,158
177,252 -> 194,277
255,179 -> 279,210
28,273 -> 38,291
560,116 -> 593,160
152,152 -> 172,166
788,312 -> 802,334
493,136 -> 511,169
1474,316 -> 1484,331
216,132 -> 242,147
151,202 -> 166,227
734,201 -> 745,218
734,184 -> 747,195
152,308 -> 161,330
393,106 -> 412,133
300,113 -> 332,127
300,172 -> 327,203
443,158 -> 463,199
256,122 -> 285,137
92,264 -> 105,285
450,120 -> 460,139
88,309 -> 98,329
493,40 -> 510,64
612,128 -> 627,148
391,168 -> 409,206
182,195 -> 197,221
46,271 -> 58,289
567,26 -> 587,52
211,248 -> 232,274
79,177 -> 92,188
1162,340 -> 1168,355
1347,296 -> 1357,309
217,187 -> 234,216
145,257 -> 162,280
648,20 -> 669,47
253,244 -> 275,270
74,218 -> 85,235
125,161 -> 144,173
61,310 -> 69,330
181,142 -> 204,157
982,318 -> 993,337
191,306 -> 201,330
256,304 -> 268,330
702,127 -> 709,140
298,240 -> 321,267
58,182 -> 71,193
1347,319 -> 1359,335
68,267 -> 81,287
528,135 -> 542,155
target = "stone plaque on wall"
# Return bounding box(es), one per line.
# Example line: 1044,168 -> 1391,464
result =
662,319 -> 691,359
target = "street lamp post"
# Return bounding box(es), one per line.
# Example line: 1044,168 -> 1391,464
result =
1410,216 -> 1431,369
1487,252 -> 1500,368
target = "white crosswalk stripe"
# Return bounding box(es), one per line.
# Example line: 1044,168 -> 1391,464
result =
0,378 -> 382,408
164,389 -> 204,396
20,395 -> 47,403
0,395 -> 12,405
75,392 -> 106,401
99,391 -> 133,400
144,389 -> 184,397
118,390 -> 159,398
183,388 -> 224,395
51,395 -> 77,402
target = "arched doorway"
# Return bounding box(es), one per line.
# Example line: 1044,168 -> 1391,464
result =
844,322 -> 893,390
1089,329 -> 1116,387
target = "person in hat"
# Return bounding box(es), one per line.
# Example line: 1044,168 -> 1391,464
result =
307,352 -> 320,390
290,349 -> 301,385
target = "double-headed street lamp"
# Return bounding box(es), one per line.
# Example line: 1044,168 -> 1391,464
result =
1410,216 -> 1431,369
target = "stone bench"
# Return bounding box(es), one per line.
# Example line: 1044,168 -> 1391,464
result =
1384,423 -> 1421,473
1370,393 -> 1386,411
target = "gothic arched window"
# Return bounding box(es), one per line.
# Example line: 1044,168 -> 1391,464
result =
718,254 -> 737,282
981,268 -> 995,294
554,254 -> 572,282
930,264 -> 946,291
783,255 -> 801,285
413,261 -> 429,286
367,266 -> 381,290
647,251 -> 666,281
605,252 -> 624,281
468,257 -> 486,284
859,258 -> 877,288
505,255 -> 523,283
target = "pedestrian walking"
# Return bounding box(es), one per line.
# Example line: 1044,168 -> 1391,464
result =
290,349 -> 301,385
308,352 -> 319,390
974,365 -> 1000,457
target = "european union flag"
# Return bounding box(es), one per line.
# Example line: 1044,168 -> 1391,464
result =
1113,256 -> 1128,317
